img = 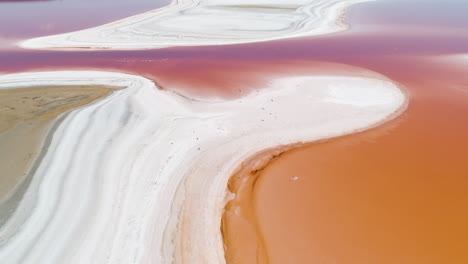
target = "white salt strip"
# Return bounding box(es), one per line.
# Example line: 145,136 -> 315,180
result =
20,0 -> 372,50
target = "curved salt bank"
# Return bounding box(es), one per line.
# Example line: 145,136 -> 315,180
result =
0,71 -> 405,263
20,0 -> 371,50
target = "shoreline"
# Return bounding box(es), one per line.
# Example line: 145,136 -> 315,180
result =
162,73 -> 406,263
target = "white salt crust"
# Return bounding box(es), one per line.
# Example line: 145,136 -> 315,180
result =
20,0 -> 372,50
0,71 -> 405,264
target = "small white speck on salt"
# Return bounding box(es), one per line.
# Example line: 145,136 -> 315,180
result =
291,176 -> 299,181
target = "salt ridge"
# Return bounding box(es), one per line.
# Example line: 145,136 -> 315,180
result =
20,0 -> 372,50
0,71 -> 405,263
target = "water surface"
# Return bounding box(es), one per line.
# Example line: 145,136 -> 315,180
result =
1,0 -> 468,263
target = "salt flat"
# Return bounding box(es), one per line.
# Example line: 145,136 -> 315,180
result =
20,0 -> 371,50
0,70 -> 405,263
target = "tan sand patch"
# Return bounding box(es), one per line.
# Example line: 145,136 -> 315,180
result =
0,85 -> 117,201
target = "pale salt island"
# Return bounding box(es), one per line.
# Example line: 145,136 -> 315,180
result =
0,70 -> 405,263
21,0 -> 372,50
